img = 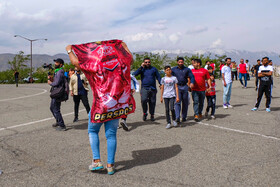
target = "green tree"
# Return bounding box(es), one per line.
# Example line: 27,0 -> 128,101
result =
132,52 -> 168,71
8,51 -> 30,71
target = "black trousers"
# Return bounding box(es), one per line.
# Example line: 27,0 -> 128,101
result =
164,97 -> 176,123
231,71 -> 237,81
50,98 -> 65,127
206,95 -> 216,115
140,88 -> 157,115
255,76 -> 259,88
73,94 -> 90,118
255,83 -> 271,108
15,77 -> 19,87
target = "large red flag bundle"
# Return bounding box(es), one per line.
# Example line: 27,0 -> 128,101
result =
72,40 -> 136,123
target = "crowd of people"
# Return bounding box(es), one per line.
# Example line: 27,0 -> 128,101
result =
47,40 -> 274,175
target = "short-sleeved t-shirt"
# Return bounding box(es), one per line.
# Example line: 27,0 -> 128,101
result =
258,65 -> 273,85
191,68 -> 210,91
72,40 -> 136,123
221,65 -> 232,84
238,63 -> 248,74
161,76 -> 178,98
206,81 -> 216,96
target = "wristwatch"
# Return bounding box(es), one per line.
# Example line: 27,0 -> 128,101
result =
67,49 -> 72,54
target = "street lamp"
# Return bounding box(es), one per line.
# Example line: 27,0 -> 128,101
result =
14,35 -> 47,79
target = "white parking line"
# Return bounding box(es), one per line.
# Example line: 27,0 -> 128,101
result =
0,88 -> 48,102
154,112 -> 280,141
0,109 -> 86,132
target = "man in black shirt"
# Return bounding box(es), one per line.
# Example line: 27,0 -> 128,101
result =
254,59 -> 261,90
14,71 -> 19,87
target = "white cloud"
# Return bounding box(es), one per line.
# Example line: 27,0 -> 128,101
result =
149,20 -> 167,31
124,33 -> 154,42
186,26 -> 208,35
169,32 -> 182,43
210,38 -> 223,48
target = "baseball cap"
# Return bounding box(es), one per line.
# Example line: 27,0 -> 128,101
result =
53,58 -> 64,65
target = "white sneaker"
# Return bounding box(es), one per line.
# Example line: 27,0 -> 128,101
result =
173,120 -> 178,127
211,115 -> 215,119
166,123 -> 172,129
223,104 -> 228,109
227,104 -> 233,108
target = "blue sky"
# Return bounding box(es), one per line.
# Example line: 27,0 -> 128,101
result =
0,0 -> 279,55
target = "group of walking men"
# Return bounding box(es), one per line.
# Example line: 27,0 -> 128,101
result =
48,56 -> 274,131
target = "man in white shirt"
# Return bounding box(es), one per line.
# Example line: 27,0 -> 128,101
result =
251,57 -> 273,112
221,57 -> 233,109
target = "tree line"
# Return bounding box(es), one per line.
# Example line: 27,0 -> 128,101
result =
0,51 -> 227,84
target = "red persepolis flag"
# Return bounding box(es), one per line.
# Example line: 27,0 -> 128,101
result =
72,40 -> 136,123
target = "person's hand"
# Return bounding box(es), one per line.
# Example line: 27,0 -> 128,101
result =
189,83 -> 194,89
131,89 -> 135,95
224,82 -> 227,87
141,63 -> 145,68
66,45 -> 72,53
48,80 -> 52,85
160,97 -> 163,103
71,91 -> 74,96
176,97 -> 180,103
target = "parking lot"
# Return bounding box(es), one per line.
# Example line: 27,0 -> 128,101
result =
0,78 -> 280,186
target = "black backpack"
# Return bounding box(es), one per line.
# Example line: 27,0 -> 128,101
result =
51,70 -> 69,102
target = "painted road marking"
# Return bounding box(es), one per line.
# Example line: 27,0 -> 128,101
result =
0,109 -> 86,132
154,112 -> 280,141
0,88 -> 48,102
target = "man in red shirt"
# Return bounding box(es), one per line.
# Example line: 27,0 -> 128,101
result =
191,59 -> 211,121
238,59 -> 249,88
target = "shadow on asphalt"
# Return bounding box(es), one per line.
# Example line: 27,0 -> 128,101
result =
270,107 -> 280,111
232,103 -> 247,107
69,119 -> 88,130
115,145 -> 182,172
128,120 -> 161,131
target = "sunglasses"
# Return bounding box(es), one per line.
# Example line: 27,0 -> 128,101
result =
144,61 -> 151,63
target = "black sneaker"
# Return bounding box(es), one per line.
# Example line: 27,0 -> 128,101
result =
73,117 -> 78,122
56,126 -> 66,131
120,119 -> 129,131
52,123 -> 59,128
176,118 -> 180,123
150,115 -> 155,121
182,118 -> 186,122
143,114 -> 147,121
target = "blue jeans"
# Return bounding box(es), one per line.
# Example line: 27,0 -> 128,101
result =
192,91 -> 205,116
239,73 -> 247,87
223,82 -> 232,104
206,95 -> 216,115
50,98 -> 65,127
175,85 -> 189,120
88,113 -> 119,164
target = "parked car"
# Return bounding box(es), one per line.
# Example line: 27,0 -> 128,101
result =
23,76 -> 38,83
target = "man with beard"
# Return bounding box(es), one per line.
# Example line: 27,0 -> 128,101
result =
48,58 -> 67,131
171,57 -> 194,124
133,57 -> 161,121
251,57 -> 273,112
191,59 -> 211,121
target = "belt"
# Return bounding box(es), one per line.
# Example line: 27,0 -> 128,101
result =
177,83 -> 187,86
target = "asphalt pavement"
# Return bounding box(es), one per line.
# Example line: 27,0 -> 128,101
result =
0,77 -> 280,186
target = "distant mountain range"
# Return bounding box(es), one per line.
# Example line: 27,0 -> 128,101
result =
151,49 -> 280,65
0,49 -> 279,71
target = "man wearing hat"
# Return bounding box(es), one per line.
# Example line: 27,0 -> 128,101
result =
48,58 -> 67,131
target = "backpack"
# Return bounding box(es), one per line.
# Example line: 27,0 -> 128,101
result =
50,70 -> 69,102
58,74 -> 69,102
